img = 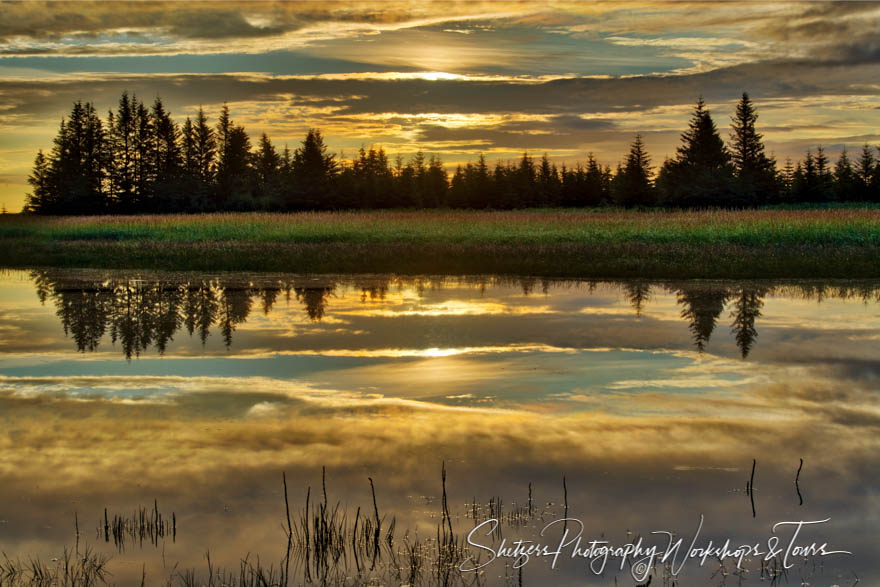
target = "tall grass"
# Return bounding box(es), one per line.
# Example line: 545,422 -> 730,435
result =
2,209 -> 880,246
3,209 -> 880,277
0,547 -> 110,586
100,501 -> 175,552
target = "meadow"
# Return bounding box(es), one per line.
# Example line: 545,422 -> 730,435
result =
2,208 -> 879,277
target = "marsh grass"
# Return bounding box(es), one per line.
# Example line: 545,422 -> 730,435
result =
0,547 -> 110,587
3,209 -> 879,277
3,209 -> 880,246
0,466 -> 804,586
99,501 -> 175,552
282,465 -> 478,587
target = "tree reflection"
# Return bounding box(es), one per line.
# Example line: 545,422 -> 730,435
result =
32,271 -> 335,358
294,287 -> 334,322
730,286 -> 766,358
28,271 -> 876,359
624,281 -> 651,317
677,286 -> 729,353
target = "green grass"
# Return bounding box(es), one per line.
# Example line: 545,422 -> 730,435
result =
2,209 -> 879,277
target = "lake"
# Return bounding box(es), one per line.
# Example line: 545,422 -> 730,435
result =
0,268 -> 877,585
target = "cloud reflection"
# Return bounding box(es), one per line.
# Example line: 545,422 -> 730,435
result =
0,269 -> 878,583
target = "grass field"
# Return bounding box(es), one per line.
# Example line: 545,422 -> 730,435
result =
2,209 -> 879,277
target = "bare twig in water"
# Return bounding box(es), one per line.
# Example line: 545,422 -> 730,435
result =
563,475 -> 569,533
749,459 -> 756,518
796,458 -> 804,506
282,471 -> 292,539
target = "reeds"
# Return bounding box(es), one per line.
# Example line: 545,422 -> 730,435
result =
0,462 -> 824,586
0,547 -> 110,587
99,500 -> 175,552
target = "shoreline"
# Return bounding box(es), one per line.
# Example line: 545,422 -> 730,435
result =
3,209 -> 880,278
3,240 -> 879,278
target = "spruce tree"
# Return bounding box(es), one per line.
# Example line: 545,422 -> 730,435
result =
46,101 -> 109,214
225,126 -> 254,209
254,133 -> 281,208
423,155 -> 448,207
150,96 -> 183,211
584,153 -> 607,206
212,105 -> 254,209
833,147 -> 858,201
472,153 -> 491,208
779,158 -> 795,201
537,154 -> 560,206
659,97 -> 734,207
109,92 -> 136,211
193,107 -> 216,186
729,92 -> 778,205
132,98 -> 154,210
214,103 -> 233,207
856,144 -> 876,201
24,150 -> 52,213
613,134 -> 656,207
180,108 -> 216,211
292,129 -> 338,209
515,153 -> 537,208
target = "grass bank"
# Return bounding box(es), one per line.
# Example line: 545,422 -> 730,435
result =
2,209 -> 879,278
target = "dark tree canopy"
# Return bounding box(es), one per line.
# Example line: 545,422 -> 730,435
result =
658,97 -> 735,208
23,90 -> 880,214
613,134 -> 656,207
729,92 -> 779,205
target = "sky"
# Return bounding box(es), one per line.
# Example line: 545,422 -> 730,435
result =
1,1 -> 880,211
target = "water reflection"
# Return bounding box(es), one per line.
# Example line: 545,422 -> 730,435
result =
24,269 -> 880,359
0,269 -> 878,585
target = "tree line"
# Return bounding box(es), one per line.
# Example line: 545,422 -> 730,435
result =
24,91 -> 880,214
33,270 -> 820,359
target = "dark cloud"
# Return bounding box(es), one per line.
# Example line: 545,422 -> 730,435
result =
166,12 -> 290,40
0,1 -> 502,45
417,116 -> 618,150
757,1 -> 880,42
0,2 -> 296,42
2,54 -> 879,124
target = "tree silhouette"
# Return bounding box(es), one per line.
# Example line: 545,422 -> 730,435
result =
132,98 -> 154,210
291,129 -> 337,209
613,134 -> 655,207
729,92 -> 778,205
24,150 -> 52,213
834,147 -> 859,202
29,101 -> 110,214
108,92 -> 137,211
23,90 -> 879,214
659,97 -> 735,207
181,106 -> 216,210
856,144 -> 876,201
151,97 -> 183,211
814,145 -> 833,201
254,132 -> 282,208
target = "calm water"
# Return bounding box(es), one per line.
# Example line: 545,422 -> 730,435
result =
0,268 -> 878,585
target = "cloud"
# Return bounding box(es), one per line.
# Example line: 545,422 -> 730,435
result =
2,3 -> 880,211
2,53 -> 878,124
0,1 -> 540,57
